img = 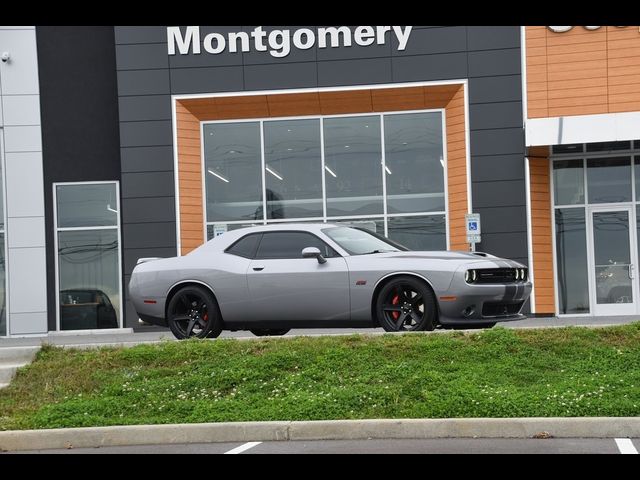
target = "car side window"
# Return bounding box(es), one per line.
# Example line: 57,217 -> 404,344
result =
226,234 -> 262,259
255,232 -> 338,260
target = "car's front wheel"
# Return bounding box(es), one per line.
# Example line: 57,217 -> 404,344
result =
375,276 -> 437,332
166,285 -> 223,340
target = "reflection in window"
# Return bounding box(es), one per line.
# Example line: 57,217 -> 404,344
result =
586,141 -> 631,153
324,116 -> 383,216
592,211 -> 632,305
587,157 -> 631,204
204,122 -> 263,222
335,219 -> 384,235
207,223 -> 261,241
57,183 -> 121,331
555,208 -> 590,314
553,160 -> 584,205
58,230 -> 120,330
552,144 -> 583,155
56,184 -> 118,228
385,112 -> 445,214
264,119 -> 323,220
0,233 -> 5,337
388,215 -> 446,251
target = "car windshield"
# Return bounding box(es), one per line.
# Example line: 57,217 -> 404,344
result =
322,227 -> 408,256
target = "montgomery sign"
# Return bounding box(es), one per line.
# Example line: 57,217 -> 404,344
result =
167,26 -> 414,58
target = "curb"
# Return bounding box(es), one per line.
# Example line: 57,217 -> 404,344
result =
1,418 -> 640,451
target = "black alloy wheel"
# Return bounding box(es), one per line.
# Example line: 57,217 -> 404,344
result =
376,276 -> 437,332
167,286 -> 222,340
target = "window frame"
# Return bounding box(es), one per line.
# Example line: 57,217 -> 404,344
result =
201,109 -> 450,250
224,233 -> 263,259
53,181 -> 123,332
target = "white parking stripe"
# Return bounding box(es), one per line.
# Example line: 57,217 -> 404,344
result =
224,442 -> 262,455
615,439 -> 638,454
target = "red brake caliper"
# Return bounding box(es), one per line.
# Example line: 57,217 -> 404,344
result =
391,294 -> 400,320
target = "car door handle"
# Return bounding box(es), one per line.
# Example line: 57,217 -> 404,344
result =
253,266 -> 265,272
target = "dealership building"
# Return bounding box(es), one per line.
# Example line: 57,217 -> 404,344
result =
0,25 -> 639,337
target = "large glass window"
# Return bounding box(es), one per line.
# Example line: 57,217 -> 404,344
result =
553,160 -> 584,206
204,122 -> 263,222
324,116 -> 383,217
203,111 -> 447,252
264,119 -> 323,220
384,112 -> 445,214
56,183 -> 121,331
587,157 -> 632,204
555,208 -> 590,314
0,147 -> 5,336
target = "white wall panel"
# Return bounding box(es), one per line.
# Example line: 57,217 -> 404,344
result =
1,95 -> 41,126
7,217 -> 45,248
0,29 -> 40,95
4,151 -> 44,218
9,312 -> 47,336
8,247 -> 47,314
3,125 -> 42,152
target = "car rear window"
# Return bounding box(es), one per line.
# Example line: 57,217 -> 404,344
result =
226,234 -> 262,259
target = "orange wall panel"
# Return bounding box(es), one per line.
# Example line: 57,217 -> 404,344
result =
526,26 -> 640,119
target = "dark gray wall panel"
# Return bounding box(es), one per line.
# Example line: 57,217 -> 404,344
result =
123,222 -> 176,249
478,232 -> 528,261
122,172 -> 175,198
117,69 -> 170,96
469,102 -> 523,130
122,197 -> 176,224
168,26 -> 244,68
473,180 -> 526,208
393,26 -> 467,56
468,48 -> 522,77
392,53 -> 468,82
118,95 -> 172,122
469,75 -> 522,104
316,42 -> 390,61
170,66 -> 244,94
467,26 -> 521,51
121,146 -> 175,173
470,128 -> 524,156
116,43 -> 169,71
124,247 -> 177,274
245,62 -> 318,90
471,154 -> 525,182
475,206 -> 527,234
115,26 -> 166,45
318,58 -> 392,87
120,120 -> 173,148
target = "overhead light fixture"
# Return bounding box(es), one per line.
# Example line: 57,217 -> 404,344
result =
325,166 -> 337,178
208,169 -> 230,183
345,145 -> 350,149
385,166 -> 393,175
287,148 -> 293,151
440,157 -> 445,168
266,166 -> 284,181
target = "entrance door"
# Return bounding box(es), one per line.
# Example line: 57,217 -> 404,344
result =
589,206 -> 637,315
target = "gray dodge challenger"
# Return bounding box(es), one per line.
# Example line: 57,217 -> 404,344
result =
129,224 -> 532,339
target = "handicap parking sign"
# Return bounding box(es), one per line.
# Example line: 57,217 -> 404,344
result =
465,214 -> 481,244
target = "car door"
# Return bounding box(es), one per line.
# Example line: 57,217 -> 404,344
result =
246,231 -> 350,322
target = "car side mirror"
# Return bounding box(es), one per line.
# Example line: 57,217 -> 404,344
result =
302,247 -> 327,264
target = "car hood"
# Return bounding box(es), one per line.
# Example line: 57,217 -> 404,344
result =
362,250 -> 523,267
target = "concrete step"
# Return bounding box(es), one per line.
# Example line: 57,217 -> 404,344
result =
0,347 -> 40,365
0,383 -> 8,390
0,363 -> 29,384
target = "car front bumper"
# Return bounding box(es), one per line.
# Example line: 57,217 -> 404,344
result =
436,281 -> 532,325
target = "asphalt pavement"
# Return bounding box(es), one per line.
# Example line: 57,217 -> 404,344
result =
0,315 -> 637,349
4,438 -> 639,454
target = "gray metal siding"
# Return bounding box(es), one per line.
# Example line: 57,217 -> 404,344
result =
114,25 -> 528,325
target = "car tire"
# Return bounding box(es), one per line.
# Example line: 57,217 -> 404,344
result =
375,276 -> 437,332
250,329 -> 290,337
166,285 -> 223,340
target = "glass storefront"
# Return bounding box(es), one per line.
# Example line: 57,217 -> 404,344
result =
204,111 -> 447,250
0,142 -> 5,337
552,142 -> 640,315
55,183 -> 122,331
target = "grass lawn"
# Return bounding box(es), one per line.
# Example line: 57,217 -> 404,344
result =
1,324 -> 640,430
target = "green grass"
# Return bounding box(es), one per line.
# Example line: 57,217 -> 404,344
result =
1,324 -> 640,430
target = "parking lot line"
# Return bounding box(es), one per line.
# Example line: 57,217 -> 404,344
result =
615,439 -> 638,454
223,442 -> 262,455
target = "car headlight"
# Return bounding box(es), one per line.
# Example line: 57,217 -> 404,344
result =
521,268 -> 528,281
515,269 -> 521,281
465,270 -> 478,284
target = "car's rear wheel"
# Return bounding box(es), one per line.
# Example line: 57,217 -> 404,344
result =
167,286 -> 223,340
376,276 -> 437,332
250,329 -> 290,337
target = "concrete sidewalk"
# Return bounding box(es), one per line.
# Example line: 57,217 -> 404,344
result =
1,418 -> 640,452
0,315 -> 637,349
